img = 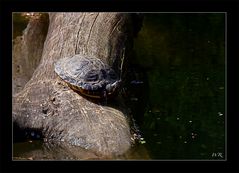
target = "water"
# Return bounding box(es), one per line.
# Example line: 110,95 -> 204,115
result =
13,13 -> 225,160
129,13 -> 225,160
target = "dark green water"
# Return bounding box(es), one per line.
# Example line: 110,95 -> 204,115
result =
12,13 -> 30,39
13,13 -> 225,160
130,13 -> 225,160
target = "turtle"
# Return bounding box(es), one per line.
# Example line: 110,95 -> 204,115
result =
54,55 -> 121,99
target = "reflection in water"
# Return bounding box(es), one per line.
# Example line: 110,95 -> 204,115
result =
13,140 -> 150,160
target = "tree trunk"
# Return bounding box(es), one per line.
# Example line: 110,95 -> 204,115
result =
12,13 -> 49,94
13,12 -> 141,158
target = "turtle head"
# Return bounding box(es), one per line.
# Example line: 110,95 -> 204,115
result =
105,80 -> 121,95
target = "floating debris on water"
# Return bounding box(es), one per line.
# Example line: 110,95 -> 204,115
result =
130,97 -> 138,101
151,107 -> 160,114
139,137 -> 146,144
130,80 -> 144,85
140,141 -> 146,144
191,132 -> 198,139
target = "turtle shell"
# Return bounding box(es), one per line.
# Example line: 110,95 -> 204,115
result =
54,55 -> 121,98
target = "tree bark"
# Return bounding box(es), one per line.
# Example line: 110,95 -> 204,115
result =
13,12 -> 141,158
12,13 -> 49,94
